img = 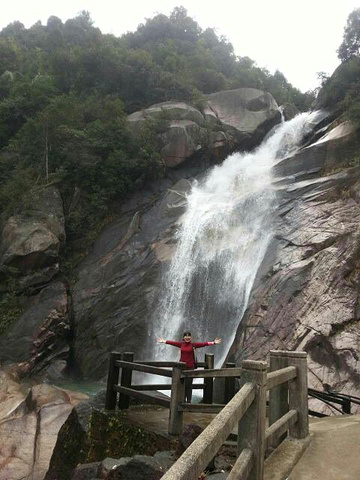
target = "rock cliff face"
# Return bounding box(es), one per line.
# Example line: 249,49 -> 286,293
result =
71,176 -> 192,379
0,87 -> 280,380
0,85 -> 360,405
0,282 -> 70,379
71,110 -> 360,400
227,119 -> 360,403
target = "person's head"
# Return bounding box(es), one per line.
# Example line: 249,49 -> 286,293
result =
183,331 -> 192,343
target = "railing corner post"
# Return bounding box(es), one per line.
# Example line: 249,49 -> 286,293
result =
288,351 -> 309,439
238,359 -> 267,480
105,351 -> 122,410
118,352 -> 134,410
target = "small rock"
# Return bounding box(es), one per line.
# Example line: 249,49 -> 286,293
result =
176,423 -> 204,455
105,455 -> 166,480
99,457 -> 130,478
71,462 -> 100,480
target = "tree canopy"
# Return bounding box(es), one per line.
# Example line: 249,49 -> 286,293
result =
0,8 -> 315,246
337,8 -> 360,62
316,8 -> 360,125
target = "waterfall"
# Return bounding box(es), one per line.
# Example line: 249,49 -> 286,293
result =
153,111 -> 320,366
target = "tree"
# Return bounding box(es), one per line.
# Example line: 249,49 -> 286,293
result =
338,8 -> 360,62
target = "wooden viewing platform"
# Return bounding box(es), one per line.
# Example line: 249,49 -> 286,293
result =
105,350 -> 310,480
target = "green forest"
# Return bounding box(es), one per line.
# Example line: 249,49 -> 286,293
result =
0,6 -> 359,250
0,8 -> 314,245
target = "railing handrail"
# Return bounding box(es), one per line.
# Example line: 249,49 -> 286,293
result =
161,382 -> 256,480
115,359 -> 185,377
113,385 -> 171,408
308,390 -> 348,415
132,383 -> 206,391
265,409 -> 298,450
127,360 -> 205,368
309,387 -> 360,406
267,366 -> 297,390
182,367 -> 242,378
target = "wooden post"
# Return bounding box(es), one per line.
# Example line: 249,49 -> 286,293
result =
105,352 -> 122,410
225,362 -> 236,403
238,360 -> 267,480
168,362 -> 186,435
118,352 -> 134,410
269,351 -> 289,447
287,351 -> 309,439
203,353 -> 214,404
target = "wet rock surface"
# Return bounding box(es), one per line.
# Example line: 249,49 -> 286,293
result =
228,120 -> 360,407
72,113 -> 360,393
71,176 -> 193,379
0,282 -> 70,379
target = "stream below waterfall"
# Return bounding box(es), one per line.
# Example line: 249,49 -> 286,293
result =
153,111 -> 322,366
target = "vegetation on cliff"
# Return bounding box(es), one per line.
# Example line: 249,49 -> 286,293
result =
316,8 -> 360,128
0,8 -> 313,247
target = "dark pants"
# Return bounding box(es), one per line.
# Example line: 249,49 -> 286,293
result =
185,368 -> 193,403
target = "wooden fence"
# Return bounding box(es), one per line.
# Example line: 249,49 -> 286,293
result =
105,350 -> 309,480
105,351 -> 240,434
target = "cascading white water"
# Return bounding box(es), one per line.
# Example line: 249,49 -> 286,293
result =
154,111 -> 320,365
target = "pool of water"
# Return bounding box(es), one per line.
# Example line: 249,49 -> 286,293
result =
49,380 -> 106,396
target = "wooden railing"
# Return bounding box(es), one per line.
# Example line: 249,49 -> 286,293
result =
308,388 -> 360,416
162,350 -> 308,480
105,351 -> 241,434
105,350 -> 309,480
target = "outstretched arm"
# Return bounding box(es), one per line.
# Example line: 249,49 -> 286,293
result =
156,338 -> 181,347
193,338 -> 222,348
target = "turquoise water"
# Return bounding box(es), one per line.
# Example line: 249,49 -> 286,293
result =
50,380 -> 105,396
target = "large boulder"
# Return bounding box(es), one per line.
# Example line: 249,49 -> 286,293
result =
160,120 -> 205,168
206,87 -> 281,144
127,90 -> 280,168
0,282 -> 70,379
46,393 -> 175,480
281,103 -> 299,121
127,101 -> 205,127
0,371 -> 87,480
128,101 -> 208,168
0,186 -> 65,289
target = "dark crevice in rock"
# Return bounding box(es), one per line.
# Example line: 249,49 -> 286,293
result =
64,283 -> 79,378
329,317 -> 359,338
306,335 -> 360,389
292,327 -> 312,350
32,408 -> 41,476
308,366 -> 325,386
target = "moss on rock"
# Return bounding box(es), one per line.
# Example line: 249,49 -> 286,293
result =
46,405 -> 175,480
85,408 -> 173,462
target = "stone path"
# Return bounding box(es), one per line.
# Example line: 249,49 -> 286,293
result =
289,415 -> 360,480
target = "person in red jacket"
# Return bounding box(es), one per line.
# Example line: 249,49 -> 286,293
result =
157,331 -> 222,403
